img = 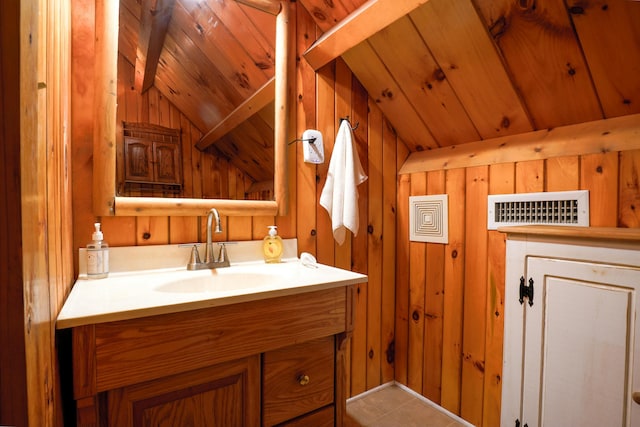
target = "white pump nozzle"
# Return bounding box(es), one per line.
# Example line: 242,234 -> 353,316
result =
92,223 -> 103,241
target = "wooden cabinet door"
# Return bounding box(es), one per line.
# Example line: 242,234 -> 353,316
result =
521,257 -> 640,427
124,137 -> 153,183
153,141 -> 182,184
108,356 -> 260,427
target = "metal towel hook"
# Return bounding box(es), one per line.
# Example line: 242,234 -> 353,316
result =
340,116 -> 359,130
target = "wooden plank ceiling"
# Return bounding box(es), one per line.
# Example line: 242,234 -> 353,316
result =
302,0 -> 640,153
120,0 -> 640,180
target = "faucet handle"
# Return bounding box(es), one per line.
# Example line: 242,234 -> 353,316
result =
216,242 -> 228,263
190,245 -> 202,264
179,244 -> 202,269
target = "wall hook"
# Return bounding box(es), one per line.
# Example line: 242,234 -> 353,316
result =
341,116 -> 359,131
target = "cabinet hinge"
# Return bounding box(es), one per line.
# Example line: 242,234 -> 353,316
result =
518,276 -> 534,306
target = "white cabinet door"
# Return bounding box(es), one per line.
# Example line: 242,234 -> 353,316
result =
521,257 -> 640,427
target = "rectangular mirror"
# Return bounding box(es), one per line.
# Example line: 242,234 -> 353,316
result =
93,0 -> 289,217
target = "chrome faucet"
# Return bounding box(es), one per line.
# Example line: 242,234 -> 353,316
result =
185,208 -> 230,270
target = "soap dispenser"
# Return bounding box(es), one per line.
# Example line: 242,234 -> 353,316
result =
87,222 -> 109,279
263,225 -> 283,263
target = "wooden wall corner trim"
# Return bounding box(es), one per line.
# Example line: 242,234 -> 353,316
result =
399,113 -> 640,174
93,0 -> 118,216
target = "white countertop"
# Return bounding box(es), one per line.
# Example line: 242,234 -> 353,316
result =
57,241 -> 367,329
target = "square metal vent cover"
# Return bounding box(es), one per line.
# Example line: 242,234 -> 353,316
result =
409,195 -> 448,244
488,190 -> 589,230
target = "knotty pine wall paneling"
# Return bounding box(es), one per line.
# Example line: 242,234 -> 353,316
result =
620,151 -> 640,228
460,165 -> 488,422
440,168 -> 466,415
423,170 -> 445,403
482,162 -> 513,427
4,0 -> 75,426
407,172 -> 426,394
396,150 -> 640,427
365,97 -> 383,392
294,0 -> 317,257
381,114 -> 401,386
308,1 -> 403,400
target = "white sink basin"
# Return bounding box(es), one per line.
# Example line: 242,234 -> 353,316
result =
155,265 -> 297,293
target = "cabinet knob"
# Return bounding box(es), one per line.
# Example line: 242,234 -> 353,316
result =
633,392 -> 640,405
298,374 -> 310,386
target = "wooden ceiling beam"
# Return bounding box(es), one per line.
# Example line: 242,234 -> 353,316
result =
234,0 -> 281,15
196,77 -> 276,151
399,113 -> 640,174
135,0 -> 175,93
303,0 -> 430,71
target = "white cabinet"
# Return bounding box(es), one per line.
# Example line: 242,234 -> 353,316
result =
501,226 -> 640,427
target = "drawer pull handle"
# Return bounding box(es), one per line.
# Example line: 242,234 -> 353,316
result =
298,374 -> 310,386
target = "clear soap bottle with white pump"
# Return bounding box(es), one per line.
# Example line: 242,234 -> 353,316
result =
262,225 -> 283,263
87,222 -> 109,279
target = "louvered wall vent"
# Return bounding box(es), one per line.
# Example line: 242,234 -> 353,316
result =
487,190 -> 589,230
409,194 -> 448,244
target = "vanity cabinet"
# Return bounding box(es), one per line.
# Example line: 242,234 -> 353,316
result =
71,286 -> 354,427
500,226 -> 640,427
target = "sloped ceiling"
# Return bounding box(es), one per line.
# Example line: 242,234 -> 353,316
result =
120,0 -> 640,181
302,0 -> 640,153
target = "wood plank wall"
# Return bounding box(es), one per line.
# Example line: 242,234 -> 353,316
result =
395,151 -> 640,427
0,1 -> 28,425
292,3 -> 400,398
2,0 -> 74,426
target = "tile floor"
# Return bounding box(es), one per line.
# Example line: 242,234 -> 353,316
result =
345,383 -> 472,427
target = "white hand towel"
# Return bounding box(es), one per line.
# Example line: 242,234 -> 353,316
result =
320,120 -> 368,245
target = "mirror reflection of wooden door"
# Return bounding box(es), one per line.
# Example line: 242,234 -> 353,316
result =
124,138 -> 151,182
122,122 -> 183,195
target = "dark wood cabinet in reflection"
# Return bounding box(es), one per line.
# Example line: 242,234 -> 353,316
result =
123,122 -> 182,194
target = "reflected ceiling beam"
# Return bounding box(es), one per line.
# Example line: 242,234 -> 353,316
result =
135,0 -> 175,93
303,0 -> 430,70
234,0 -> 281,15
196,77 -> 276,151
247,180 -> 274,194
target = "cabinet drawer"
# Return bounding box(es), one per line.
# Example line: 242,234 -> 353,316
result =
263,336 -> 335,426
276,405 -> 334,427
